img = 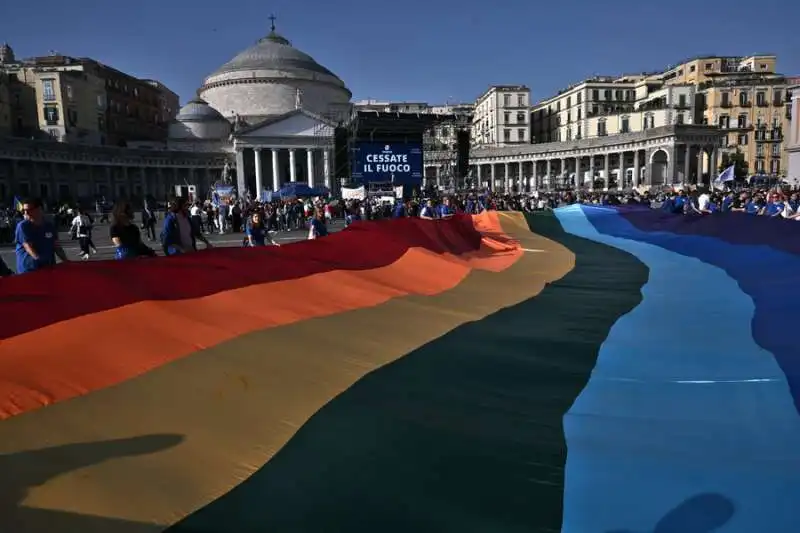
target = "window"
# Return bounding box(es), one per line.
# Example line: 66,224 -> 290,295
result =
705,62 -> 713,70
517,129 -> 525,141
597,119 -> 607,136
690,65 -> 696,72
42,79 -> 56,102
678,94 -> 687,107
755,159 -> 765,172
591,105 -> 598,116
577,93 -> 582,104
721,93 -> 730,106
772,117 -> 780,129
627,90 -> 635,101
503,94 -> 511,106
737,114 -> 747,128
739,91 -> 750,106
577,108 -> 582,120
516,112 -> 525,123
576,124 -> 582,138
756,144 -> 764,157
134,87 -> 139,97
756,92 -> 766,106
771,160 -> 780,174
504,112 -> 510,123
773,91 -> 783,105
772,143 -> 781,157
516,94 -> 525,106
591,89 -> 599,101
43,105 -> 59,125
503,129 -> 511,142
675,113 -> 684,125
66,85 -> 73,102
761,63 -> 768,71
738,133 -> 748,145
718,115 -> 729,128
621,116 -> 630,133
603,89 -> 611,100
567,111 -> 571,123
96,94 -> 104,109
566,96 -> 571,108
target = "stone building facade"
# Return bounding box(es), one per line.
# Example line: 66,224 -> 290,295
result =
0,137 -> 226,203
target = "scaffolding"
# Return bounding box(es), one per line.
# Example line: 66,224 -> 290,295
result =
310,102 -> 353,195
422,108 -> 473,193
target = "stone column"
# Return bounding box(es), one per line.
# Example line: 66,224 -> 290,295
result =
603,154 -> 610,190
589,156 -> 596,190
140,167 -> 147,196
502,162 -> 509,192
235,148 -> 246,196
254,148 -> 263,198
490,163 -> 496,191
306,148 -> 315,188
271,148 -> 280,191
289,148 -> 297,182
710,147 -> 719,182
684,145 -> 691,185
616,152 -> 624,190
697,148 -> 705,187
476,164 -> 482,186
574,156 -> 581,187
633,150 -> 641,188
546,159 -> 552,190
323,149 -> 331,188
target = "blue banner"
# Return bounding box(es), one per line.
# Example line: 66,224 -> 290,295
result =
352,143 -> 423,185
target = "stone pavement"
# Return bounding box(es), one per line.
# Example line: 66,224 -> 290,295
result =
0,222 -> 340,273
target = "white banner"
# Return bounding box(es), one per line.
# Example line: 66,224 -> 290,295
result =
341,186 -> 366,200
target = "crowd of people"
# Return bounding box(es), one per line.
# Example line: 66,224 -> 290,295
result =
1,184 -> 796,277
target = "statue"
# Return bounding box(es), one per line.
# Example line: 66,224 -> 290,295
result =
221,161 -> 232,184
295,88 -> 302,110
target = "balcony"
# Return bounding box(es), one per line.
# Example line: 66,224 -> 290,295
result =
772,100 -> 784,106
720,101 -> 732,108
756,101 -> 769,107
739,101 -> 752,107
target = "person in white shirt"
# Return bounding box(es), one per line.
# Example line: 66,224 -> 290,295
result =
70,209 -> 97,260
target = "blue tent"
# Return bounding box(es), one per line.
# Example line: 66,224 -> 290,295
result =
277,183 -> 318,198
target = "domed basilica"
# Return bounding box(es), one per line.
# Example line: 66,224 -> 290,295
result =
167,18 -> 351,197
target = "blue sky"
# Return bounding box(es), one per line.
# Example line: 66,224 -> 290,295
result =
2,0 -> 797,106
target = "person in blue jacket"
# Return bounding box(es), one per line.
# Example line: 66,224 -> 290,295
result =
160,196 -> 212,255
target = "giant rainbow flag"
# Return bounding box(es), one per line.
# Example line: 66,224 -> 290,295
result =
0,207 -> 798,532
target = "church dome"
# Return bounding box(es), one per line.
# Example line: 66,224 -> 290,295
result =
175,98 -> 228,122
198,21 -> 351,121
209,31 -> 340,80
169,98 -> 231,140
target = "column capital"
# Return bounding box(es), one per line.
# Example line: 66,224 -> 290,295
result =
288,147 -> 296,152
253,147 -> 262,153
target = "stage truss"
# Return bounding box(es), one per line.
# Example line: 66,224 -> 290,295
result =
422,109 -> 473,193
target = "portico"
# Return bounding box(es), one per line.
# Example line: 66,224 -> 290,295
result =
424,125 -> 726,192
232,109 -> 335,197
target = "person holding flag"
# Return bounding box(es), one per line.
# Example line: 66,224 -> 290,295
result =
13,196 -> 23,213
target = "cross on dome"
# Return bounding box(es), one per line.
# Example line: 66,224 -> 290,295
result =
269,14 -> 276,32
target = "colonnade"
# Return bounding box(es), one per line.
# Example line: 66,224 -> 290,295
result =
425,144 -> 721,191
235,146 -> 332,194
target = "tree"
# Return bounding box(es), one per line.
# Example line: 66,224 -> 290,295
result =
719,148 -> 749,179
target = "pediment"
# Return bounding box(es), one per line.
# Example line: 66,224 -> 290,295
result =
235,110 -> 334,139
